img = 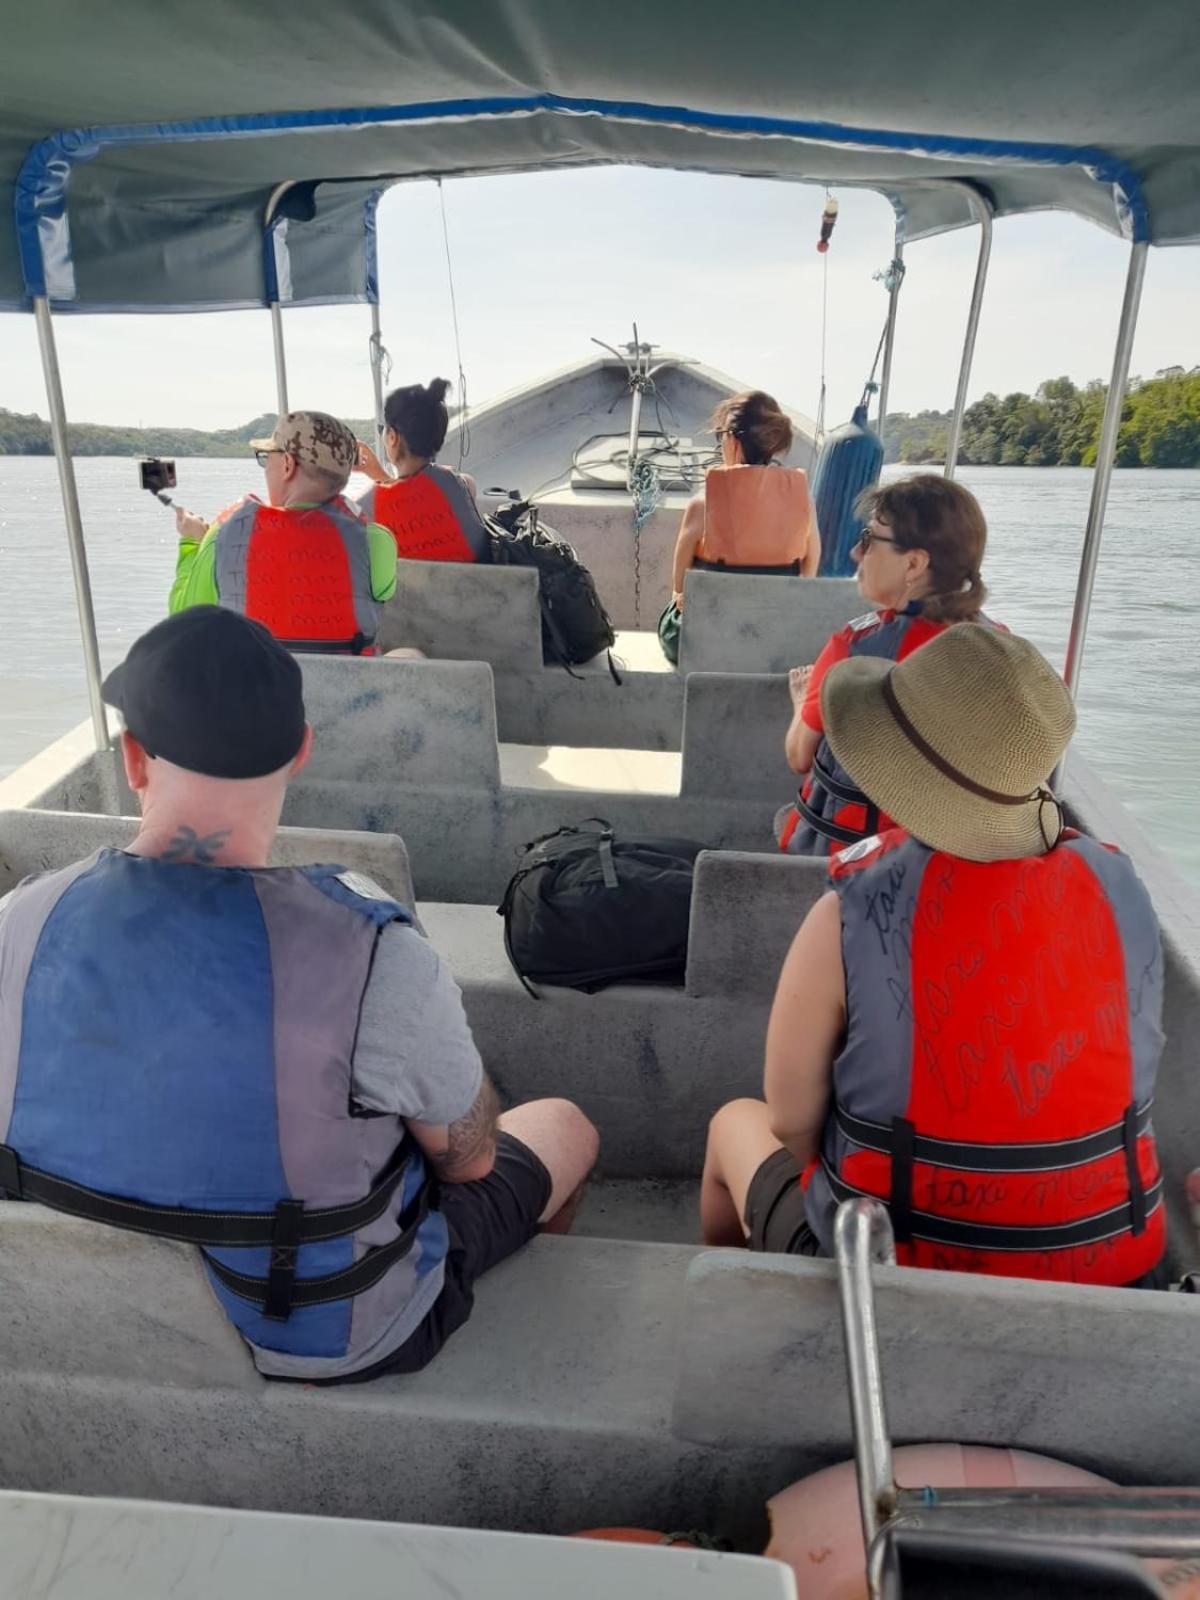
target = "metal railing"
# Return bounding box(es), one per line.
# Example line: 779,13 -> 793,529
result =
834,1196 -> 1200,1597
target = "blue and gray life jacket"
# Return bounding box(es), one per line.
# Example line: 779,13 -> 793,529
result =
0,849 -> 446,1376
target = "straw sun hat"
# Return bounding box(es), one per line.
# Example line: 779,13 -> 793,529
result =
821,624 -> 1076,862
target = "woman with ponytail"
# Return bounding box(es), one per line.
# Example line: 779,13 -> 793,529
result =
356,378 -> 492,564
777,474 -> 1001,856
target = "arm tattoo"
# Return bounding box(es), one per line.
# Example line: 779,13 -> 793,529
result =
161,826 -> 232,865
435,1076 -> 499,1177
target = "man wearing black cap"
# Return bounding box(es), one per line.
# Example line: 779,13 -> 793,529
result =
0,608 -> 597,1380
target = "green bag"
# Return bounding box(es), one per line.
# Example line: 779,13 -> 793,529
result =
657,601 -> 682,666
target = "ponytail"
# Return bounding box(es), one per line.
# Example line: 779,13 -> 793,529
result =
856,475 -> 988,623
922,570 -> 988,623
383,377 -> 452,460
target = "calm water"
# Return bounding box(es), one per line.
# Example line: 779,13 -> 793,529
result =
0,458 -> 1197,884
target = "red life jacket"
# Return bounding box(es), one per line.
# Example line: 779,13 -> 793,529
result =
214,496 -> 380,654
803,829 -> 1165,1287
362,464 -> 491,564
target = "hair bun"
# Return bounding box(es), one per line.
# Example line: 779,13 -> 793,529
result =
427,377 -> 452,403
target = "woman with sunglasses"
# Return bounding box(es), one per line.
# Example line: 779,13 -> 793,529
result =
659,390 -> 820,664
776,473 -> 997,855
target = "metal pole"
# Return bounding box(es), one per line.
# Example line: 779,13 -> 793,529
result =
943,190 -> 993,480
1062,240 -> 1148,700
875,235 -> 904,440
269,300 -> 289,416
263,181 -> 294,419
33,296 -> 109,753
369,301 -> 386,457
834,1199 -> 899,1558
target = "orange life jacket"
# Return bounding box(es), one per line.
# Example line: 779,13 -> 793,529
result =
696,464 -> 813,569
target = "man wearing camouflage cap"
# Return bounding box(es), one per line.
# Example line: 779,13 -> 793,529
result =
170,410 -> 397,655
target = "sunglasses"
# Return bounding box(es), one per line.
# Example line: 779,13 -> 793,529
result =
857,527 -> 903,552
254,448 -> 287,468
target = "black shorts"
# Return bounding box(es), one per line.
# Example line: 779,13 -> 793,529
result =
331,1131 -> 552,1382
743,1147 -> 824,1257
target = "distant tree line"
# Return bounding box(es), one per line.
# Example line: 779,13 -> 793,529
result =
5,369 -> 1200,468
883,367 -> 1200,468
0,410 -> 374,457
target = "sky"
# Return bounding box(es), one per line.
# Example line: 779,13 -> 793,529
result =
1,165 -> 1197,431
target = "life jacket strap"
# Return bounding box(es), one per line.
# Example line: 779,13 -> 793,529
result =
834,1102 -> 1155,1174
793,748 -> 881,845
276,632 -> 370,656
0,1138 -> 415,1248
821,1160 -> 1164,1254
889,1117 -> 916,1244
1123,1104 -> 1149,1235
204,1182 -> 432,1318
263,1199 -> 305,1322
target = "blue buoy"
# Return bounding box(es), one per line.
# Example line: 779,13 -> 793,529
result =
811,404 -> 884,576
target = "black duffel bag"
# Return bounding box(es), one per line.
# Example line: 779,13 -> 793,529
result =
497,820 -> 703,994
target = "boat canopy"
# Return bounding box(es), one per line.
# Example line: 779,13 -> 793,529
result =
3,0 -> 1200,314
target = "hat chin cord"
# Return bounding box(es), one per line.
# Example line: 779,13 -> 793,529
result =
879,671 -> 1065,853
1036,788 -> 1066,852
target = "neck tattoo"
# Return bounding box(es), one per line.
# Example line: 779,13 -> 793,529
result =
160,826 -> 233,865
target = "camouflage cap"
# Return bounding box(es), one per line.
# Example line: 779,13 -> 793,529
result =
249,411 -> 358,476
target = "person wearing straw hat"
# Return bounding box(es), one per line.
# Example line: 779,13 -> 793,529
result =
701,624 -> 1168,1289
776,474 -> 998,857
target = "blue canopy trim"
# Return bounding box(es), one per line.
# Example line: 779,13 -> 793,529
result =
15,91 -> 1150,303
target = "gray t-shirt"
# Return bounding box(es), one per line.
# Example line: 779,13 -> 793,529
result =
248,917 -> 487,1380
350,920 -> 482,1125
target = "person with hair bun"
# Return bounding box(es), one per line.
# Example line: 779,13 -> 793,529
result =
660,389 -> 819,664
356,379 -> 492,564
777,473 -> 999,855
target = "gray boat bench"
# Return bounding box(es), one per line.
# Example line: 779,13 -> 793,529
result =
0,812 -> 420,909
377,562 -> 860,749
21,659 -> 799,901
277,658 -> 794,900
2,1211 -> 1197,1540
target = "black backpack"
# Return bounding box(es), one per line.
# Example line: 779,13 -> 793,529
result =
488,499 -> 619,677
497,821 -> 703,993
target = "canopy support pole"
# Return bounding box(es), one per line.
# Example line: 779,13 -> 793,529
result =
943,190 -> 993,480
875,235 -> 904,440
270,301 -> 289,415
33,296 -> 108,754
369,301 -> 386,456
1062,240 -> 1148,701
1052,239 -> 1147,792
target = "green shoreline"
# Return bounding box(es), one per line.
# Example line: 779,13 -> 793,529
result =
3,366 -> 1199,467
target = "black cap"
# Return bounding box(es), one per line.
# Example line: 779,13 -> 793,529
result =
102,608 -> 306,779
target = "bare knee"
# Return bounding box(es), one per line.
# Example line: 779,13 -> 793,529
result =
499,1098 -> 599,1220
707,1097 -> 771,1151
